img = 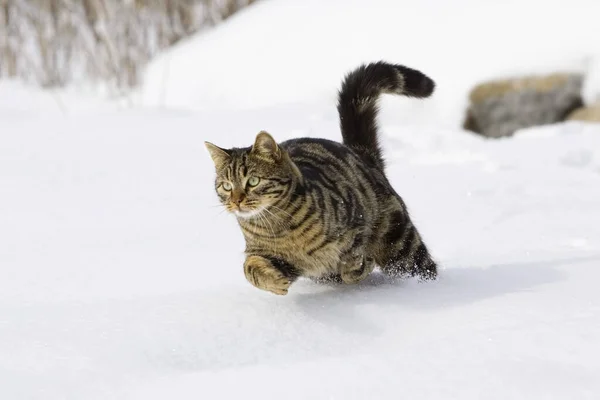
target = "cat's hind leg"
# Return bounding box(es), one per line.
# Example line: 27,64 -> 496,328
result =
340,255 -> 375,284
378,210 -> 437,280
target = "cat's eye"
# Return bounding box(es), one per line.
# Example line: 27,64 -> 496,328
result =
222,182 -> 232,191
247,177 -> 260,187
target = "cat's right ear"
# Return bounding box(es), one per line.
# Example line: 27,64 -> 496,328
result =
204,142 -> 231,168
251,131 -> 281,161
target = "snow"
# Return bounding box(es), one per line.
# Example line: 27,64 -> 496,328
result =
582,54 -> 600,105
140,0 -> 600,124
2,0 -> 600,399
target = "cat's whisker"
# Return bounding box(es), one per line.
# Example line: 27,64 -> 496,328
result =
260,209 -> 279,234
262,207 -> 289,231
258,214 -> 270,237
209,203 -> 230,216
267,204 -> 294,219
263,211 -> 279,237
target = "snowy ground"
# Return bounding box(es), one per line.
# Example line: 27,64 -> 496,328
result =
2,0 -> 600,399
2,90 -> 600,400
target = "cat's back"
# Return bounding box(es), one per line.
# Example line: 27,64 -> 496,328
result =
282,137 -> 389,197
282,137 -> 370,174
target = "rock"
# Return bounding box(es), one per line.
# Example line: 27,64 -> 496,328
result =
566,103 -> 600,122
463,73 -> 584,138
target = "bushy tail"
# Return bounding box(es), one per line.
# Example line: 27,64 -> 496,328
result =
337,61 -> 435,170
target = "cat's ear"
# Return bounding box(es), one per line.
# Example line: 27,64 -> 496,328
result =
204,142 -> 231,168
251,131 -> 281,160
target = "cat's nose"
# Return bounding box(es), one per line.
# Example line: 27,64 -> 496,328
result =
232,193 -> 245,206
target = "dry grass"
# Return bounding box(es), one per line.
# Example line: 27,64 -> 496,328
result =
0,0 -> 257,90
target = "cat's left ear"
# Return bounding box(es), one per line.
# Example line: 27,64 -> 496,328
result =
204,142 -> 231,168
251,131 -> 281,160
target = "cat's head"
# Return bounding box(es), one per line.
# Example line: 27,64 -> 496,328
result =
205,131 -> 299,219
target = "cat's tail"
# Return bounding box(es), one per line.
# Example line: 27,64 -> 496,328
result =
337,61 -> 435,170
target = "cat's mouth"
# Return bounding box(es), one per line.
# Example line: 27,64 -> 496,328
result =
234,207 -> 264,220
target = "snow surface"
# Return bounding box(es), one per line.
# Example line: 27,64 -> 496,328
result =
3,0 -> 600,399
582,54 -> 600,105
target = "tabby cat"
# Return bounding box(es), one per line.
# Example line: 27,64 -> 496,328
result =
205,61 -> 438,295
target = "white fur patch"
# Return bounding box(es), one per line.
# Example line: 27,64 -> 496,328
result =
235,207 -> 264,220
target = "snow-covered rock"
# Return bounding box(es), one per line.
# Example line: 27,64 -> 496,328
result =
567,103 -> 600,122
463,73 -> 584,138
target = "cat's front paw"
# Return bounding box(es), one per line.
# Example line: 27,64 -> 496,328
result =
244,255 -> 291,295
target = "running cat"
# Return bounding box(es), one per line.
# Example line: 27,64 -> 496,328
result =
205,61 -> 438,295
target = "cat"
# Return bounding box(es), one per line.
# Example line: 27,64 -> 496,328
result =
205,61 -> 438,295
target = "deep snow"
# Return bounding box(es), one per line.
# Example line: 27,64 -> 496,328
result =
2,0 -> 600,399
2,95 -> 600,400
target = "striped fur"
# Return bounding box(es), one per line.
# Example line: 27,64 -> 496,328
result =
205,61 -> 437,295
